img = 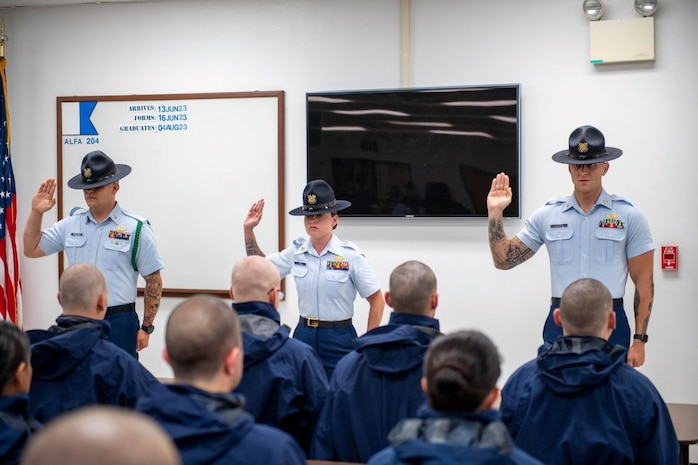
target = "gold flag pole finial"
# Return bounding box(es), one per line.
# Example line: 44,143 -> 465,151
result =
0,19 -> 7,59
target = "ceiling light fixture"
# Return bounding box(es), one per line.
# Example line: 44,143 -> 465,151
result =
634,0 -> 658,16
583,0 -> 605,20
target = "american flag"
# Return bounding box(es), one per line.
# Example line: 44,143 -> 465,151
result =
0,57 -> 22,325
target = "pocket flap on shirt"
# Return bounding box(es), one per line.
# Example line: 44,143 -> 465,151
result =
595,228 -> 626,242
65,235 -> 87,248
545,228 -> 574,241
103,238 -> 132,252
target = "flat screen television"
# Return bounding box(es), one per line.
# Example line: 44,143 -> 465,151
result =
306,84 -> 520,218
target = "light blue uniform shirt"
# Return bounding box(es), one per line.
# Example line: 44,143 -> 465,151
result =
516,189 -> 653,298
39,203 -> 164,306
268,234 -> 381,321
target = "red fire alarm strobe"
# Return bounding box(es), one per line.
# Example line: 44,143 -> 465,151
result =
661,246 -> 678,270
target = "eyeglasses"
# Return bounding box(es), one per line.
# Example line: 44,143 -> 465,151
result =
266,288 -> 285,300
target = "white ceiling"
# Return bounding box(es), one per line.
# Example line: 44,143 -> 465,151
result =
0,0 -> 160,8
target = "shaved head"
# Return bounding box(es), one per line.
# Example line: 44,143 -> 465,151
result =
165,295 -> 242,383
21,406 -> 180,465
559,278 -> 613,336
58,263 -> 108,317
388,260 -> 437,315
230,256 -> 280,303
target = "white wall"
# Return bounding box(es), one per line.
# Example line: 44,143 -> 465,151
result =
4,0 -> 697,419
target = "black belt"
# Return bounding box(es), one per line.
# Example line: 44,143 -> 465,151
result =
106,303 -> 136,316
299,316 -> 352,329
551,297 -> 623,307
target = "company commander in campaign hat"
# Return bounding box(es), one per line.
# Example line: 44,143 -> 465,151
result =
67,150 -> 132,189
486,125 -> 654,368
243,179 -> 385,380
23,150 -> 164,358
551,125 -> 623,165
288,179 -> 352,216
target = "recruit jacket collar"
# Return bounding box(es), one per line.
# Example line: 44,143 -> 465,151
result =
138,383 -> 253,465
0,393 -> 32,417
0,393 -> 41,460
388,312 -> 441,335
232,301 -> 293,369
27,316 -> 111,381
536,336 -> 627,396
353,313 -> 441,374
233,301 -> 281,324
389,406 -> 514,455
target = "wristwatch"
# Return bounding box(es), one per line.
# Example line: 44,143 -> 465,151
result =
141,324 -> 155,335
633,333 -> 648,343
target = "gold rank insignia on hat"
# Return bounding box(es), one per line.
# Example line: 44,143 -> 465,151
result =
307,194 -> 317,205
577,142 -> 589,153
83,167 -> 92,178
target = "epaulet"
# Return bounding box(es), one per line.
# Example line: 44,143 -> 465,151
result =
69,207 -> 87,216
340,241 -> 361,252
609,195 -> 636,206
292,237 -> 306,247
544,197 -> 566,206
122,210 -> 150,225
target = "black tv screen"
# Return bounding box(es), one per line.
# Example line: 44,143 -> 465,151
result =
306,84 -> 520,218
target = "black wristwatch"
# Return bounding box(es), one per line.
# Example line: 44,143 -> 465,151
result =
141,324 -> 155,335
633,333 -> 648,343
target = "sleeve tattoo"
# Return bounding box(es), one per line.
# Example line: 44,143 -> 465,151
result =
488,218 -> 533,269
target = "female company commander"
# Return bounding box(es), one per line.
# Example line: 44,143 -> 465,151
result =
243,179 -> 385,380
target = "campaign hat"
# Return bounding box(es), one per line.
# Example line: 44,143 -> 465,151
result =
288,179 -> 351,216
67,150 -> 132,189
552,125 -> 623,164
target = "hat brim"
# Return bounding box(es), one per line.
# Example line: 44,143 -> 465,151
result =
288,199 -> 352,216
551,147 -> 623,165
67,164 -> 132,189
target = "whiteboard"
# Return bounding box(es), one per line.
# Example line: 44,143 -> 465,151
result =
56,92 -> 285,297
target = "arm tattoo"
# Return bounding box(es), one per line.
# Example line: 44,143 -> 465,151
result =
143,271 -> 162,326
488,218 -> 533,269
634,273 -> 654,334
245,238 -> 265,257
506,243 -> 535,267
489,218 -> 506,242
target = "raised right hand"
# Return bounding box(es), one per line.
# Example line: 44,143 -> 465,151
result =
244,199 -> 265,230
32,178 -> 57,214
487,172 -> 513,214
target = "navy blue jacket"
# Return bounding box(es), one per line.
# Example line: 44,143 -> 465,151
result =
232,301 -> 328,454
136,383 -> 306,465
311,312 -> 441,463
367,407 -> 543,465
500,336 -> 679,465
0,394 -> 41,465
27,315 -> 160,422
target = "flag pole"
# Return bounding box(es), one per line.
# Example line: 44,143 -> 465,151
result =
0,19 -> 6,58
